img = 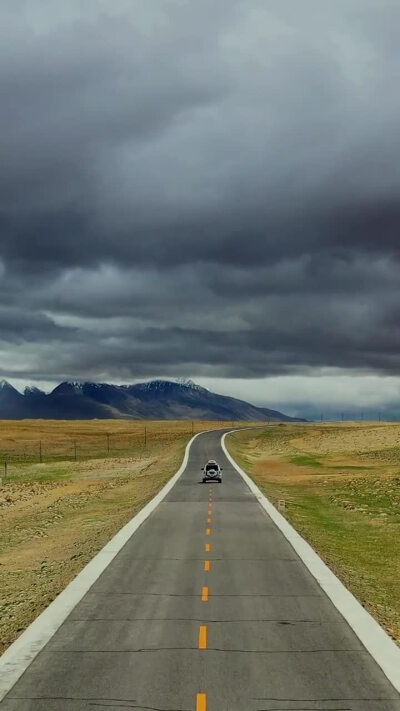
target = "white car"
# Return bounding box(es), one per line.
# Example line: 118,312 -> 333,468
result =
201,459 -> 223,483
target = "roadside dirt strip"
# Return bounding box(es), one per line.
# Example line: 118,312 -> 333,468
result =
0,429 -> 399,710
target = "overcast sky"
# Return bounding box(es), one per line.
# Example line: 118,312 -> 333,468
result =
1,1 -> 400,415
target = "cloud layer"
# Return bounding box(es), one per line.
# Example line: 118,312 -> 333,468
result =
1,1 -> 399,392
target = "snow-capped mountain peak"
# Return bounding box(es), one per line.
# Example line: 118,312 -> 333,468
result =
0,379 -> 19,392
24,385 -> 44,396
174,378 -> 207,392
135,378 -> 207,394
0,377 -> 302,421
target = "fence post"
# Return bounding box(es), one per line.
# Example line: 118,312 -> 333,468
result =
74,441 -> 77,461
39,440 -> 42,463
144,425 -> 147,447
4,461 -> 7,481
106,433 -> 110,455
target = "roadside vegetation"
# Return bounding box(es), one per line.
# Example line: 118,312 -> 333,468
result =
0,419 -> 242,653
226,422 -> 400,645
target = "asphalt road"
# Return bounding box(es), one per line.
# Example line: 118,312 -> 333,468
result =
1,429 -> 399,711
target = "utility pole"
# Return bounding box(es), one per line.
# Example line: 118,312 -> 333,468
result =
144,425 -> 147,447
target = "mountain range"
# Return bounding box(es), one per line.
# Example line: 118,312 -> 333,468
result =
0,378 -> 304,421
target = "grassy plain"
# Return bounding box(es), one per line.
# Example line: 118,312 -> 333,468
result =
227,422 -> 400,645
0,419 -> 242,653
0,419 -> 216,468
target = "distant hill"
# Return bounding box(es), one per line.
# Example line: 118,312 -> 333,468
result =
0,378 -> 305,421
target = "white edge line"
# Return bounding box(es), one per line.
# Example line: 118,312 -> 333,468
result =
0,430 -> 206,701
222,430 -> 400,694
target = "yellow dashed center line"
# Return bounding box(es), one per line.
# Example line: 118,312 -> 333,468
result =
198,625 -> 208,649
201,482 -> 214,705
196,693 -> 207,711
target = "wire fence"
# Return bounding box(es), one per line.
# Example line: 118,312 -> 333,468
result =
1,432 -> 149,466
0,420 -> 245,481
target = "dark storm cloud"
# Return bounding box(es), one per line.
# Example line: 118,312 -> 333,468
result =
0,306 -> 74,343
0,0 -> 400,383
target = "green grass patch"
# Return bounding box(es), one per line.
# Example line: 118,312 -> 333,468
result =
4,464 -> 76,484
24,468 -> 72,483
289,454 -> 323,467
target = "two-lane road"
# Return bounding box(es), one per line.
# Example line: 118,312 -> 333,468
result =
1,429 -> 399,710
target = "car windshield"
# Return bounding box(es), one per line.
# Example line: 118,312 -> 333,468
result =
206,463 -> 217,471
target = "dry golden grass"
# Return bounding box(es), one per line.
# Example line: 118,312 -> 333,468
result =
0,419 -> 238,468
227,422 -> 400,645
